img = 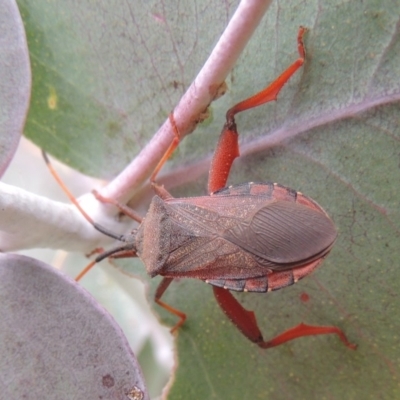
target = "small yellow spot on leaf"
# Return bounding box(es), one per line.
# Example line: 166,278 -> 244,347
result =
47,86 -> 58,110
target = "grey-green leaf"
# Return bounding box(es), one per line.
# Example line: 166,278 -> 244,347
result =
0,0 -> 30,176
0,253 -> 148,400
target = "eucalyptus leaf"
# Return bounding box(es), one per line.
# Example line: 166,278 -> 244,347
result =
0,0 -> 30,176
0,253 -> 148,400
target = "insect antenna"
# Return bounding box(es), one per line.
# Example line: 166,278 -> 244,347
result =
41,150 -> 134,240
74,240 -> 138,281
42,150 -> 139,280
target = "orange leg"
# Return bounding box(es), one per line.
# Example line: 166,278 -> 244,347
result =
226,26 -> 306,121
208,27 -> 307,193
207,121 -> 240,194
155,277 -> 187,333
213,287 -> 356,350
42,150 -> 97,227
92,190 -> 143,223
76,245 -> 139,281
150,113 -> 181,183
42,150 -> 133,243
75,260 -> 97,282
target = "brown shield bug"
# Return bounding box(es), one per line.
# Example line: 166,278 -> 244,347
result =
44,27 -> 355,350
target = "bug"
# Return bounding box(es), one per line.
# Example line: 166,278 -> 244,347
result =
45,27 -> 355,350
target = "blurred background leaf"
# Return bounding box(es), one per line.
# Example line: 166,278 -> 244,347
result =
0,253 -> 148,400
0,0 -> 30,175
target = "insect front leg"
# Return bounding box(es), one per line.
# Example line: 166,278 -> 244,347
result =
92,190 -> 143,223
148,113 -> 181,200
150,113 -> 181,185
213,286 -> 356,349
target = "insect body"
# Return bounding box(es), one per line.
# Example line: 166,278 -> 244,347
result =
47,27 -> 355,350
138,182 -> 336,291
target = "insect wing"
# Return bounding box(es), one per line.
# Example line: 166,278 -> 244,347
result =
223,200 -> 337,269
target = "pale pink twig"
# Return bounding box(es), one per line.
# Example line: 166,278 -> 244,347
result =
101,0 -> 273,204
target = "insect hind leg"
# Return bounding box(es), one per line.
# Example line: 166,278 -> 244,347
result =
213,286 -> 356,349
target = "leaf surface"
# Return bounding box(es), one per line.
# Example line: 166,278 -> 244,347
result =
0,253 -> 148,399
0,0 -> 30,176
